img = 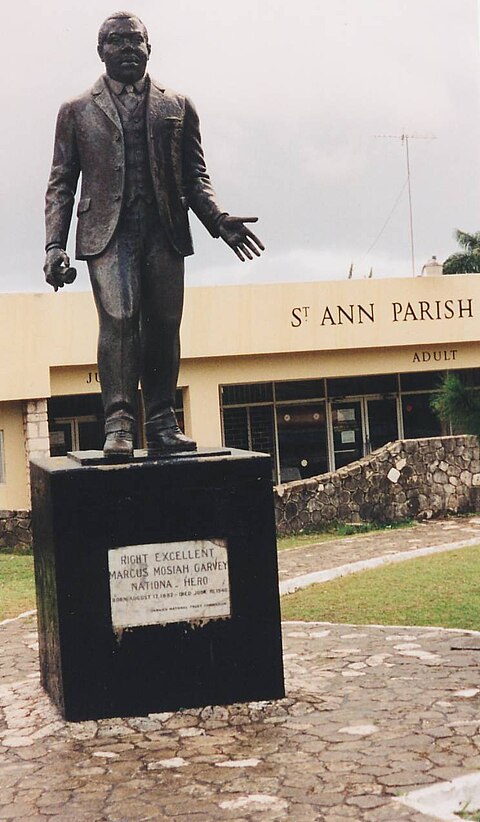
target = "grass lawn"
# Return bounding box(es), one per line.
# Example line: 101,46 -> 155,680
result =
458,810 -> 480,821
281,544 -> 480,630
0,554 -> 35,621
277,531 -> 338,551
3,529 -> 480,630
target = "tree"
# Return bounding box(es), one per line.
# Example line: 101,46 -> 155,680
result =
443,229 -> 480,274
431,373 -> 480,437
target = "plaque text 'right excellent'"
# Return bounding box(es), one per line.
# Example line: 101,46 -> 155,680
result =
108,539 -> 230,629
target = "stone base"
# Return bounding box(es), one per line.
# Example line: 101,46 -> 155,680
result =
30,449 -> 284,721
67,446 -> 230,466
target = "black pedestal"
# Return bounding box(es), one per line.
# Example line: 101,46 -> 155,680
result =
30,448 -> 284,721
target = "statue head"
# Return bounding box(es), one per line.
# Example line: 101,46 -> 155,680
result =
97,12 -> 151,84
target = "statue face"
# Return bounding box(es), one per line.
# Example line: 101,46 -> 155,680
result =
98,18 -> 151,84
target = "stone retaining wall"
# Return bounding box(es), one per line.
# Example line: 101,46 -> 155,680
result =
274,435 -> 480,536
3,435 -> 480,546
0,510 -> 32,551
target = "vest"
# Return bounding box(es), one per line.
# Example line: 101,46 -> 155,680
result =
115,93 -> 155,207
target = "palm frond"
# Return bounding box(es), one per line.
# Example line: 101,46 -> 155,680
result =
443,251 -> 480,274
431,374 -> 480,438
454,229 -> 480,253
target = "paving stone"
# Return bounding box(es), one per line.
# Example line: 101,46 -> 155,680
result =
37,791 -> 72,807
345,795 -> 386,808
11,817 -> 49,822
3,516 -> 480,820
284,804 -> 319,821
44,815 -> 92,822
1,735 -> 35,747
0,804 -> 40,819
38,805 -> 79,817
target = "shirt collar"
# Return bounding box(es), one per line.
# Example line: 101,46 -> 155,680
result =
105,74 -> 148,96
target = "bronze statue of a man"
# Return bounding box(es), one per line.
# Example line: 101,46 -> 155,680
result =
44,11 -> 263,457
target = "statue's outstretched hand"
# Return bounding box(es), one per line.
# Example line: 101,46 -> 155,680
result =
219,216 -> 265,262
43,248 -> 77,292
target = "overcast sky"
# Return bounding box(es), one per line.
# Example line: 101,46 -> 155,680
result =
2,0 -> 479,292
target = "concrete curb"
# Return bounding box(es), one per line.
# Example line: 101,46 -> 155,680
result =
283,618 -> 480,635
0,609 -> 37,627
279,536 -> 480,595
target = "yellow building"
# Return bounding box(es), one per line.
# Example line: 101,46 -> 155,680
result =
1,273 -> 479,512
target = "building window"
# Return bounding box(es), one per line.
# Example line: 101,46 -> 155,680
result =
223,406 -> 276,474
48,393 -> 106,456
0,430 -> 5,484
223,407 -> 249,451
451,368 -> 480,388
250,406 -> 275,455
275,379 -> 325,401
173,389 -> 186,433
221,369 -> 474,481
327,373 -> 397,398
399,370 -> 446,392
366,397 -> 399,451
277,403 -> 328,482
402,394 -> 443,439
221,382 -> 273,406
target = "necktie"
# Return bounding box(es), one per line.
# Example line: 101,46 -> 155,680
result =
122,85 -> 139,112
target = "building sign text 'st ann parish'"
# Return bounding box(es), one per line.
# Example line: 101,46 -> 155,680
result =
290,299 -> 474,327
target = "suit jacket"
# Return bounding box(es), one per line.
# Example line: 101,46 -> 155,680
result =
45,75 -> 226,259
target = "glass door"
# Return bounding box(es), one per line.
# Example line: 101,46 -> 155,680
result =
331,401 -> 363,469
329,396 -> 401,470
77,417 -> 105,451
48,416 -> 105,456
48,420 -> 74,457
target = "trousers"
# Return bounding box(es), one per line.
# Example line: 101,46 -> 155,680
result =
87,200 -> 185,426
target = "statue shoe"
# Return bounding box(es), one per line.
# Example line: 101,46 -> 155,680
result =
146,408 -> 197,455
103,417 -> 134,458
103,430 -> 134,458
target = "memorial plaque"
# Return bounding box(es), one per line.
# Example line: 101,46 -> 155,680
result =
108,539 -> 230,629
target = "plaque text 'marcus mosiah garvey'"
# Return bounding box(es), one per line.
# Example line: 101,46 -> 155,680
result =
108,539 -> 230,628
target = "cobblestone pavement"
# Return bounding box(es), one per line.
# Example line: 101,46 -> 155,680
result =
2,518 -> 480,820
277,515 -> 480,582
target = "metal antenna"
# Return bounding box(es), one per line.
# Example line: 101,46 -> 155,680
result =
375,133 -> 435,276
